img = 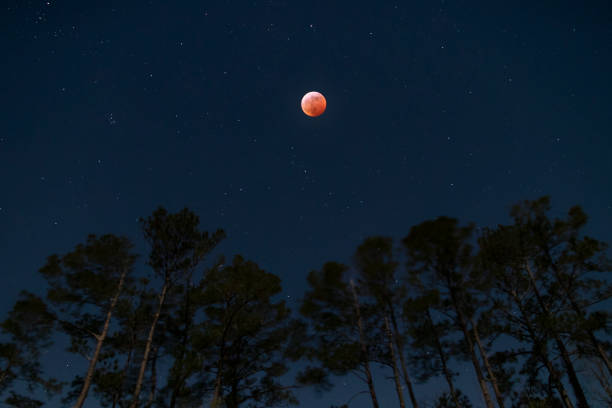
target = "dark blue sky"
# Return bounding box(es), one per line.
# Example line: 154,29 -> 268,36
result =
1,1 -> 611,407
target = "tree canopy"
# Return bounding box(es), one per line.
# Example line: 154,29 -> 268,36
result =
1,196 -> 610,408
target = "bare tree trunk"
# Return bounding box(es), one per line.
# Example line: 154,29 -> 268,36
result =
73,267 -> 128,408
385,316 -> 407,408
426,308 -> 461,408
350,280 -> 380,408
170,283 -> 193,408
388,309 -> 419,408
547,363 -> 575,408
590,333 -> 612,377
524,263 -> 590,408
129,281 -> 169,408
544,351 -> 576,408
470,317 -> 505,408
116,331 -> 135,408
449,286 -> 495,408
210,322 -> 229,408
210,354 -> 224,408
589,333 -> 612,376
145,346 -> 158,408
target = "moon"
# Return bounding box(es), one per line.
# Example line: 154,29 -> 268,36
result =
301,91 -> 326,117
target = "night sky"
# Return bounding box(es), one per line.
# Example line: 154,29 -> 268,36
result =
1,1 -> 612,407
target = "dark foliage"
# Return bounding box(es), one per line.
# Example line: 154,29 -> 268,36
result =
3,196 -> 611,407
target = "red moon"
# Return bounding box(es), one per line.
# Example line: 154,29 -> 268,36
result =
301,91 -> 326,117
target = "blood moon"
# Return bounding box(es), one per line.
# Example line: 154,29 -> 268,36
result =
301,91 -> 326,117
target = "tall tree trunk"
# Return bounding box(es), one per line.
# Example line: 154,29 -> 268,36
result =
426,308 -> 461,408
385,316 -> 407,408
470,317 -> 505,408
129,281 -> 169,408
145,346 -> 158,408
448,286 -> 495,408
170,283 -> 193,408
350,280 -> 380,408
211,296 -> 245,408
544,355 -> 575,408
509,290 -> 574,408
114,343 -> 132,407
587,331 -> 612,377
524,263 -> 590,408
73,267 -> 128,408
388,308 -> 419,408
210,359 -> 223,408
210,329 -> 227,408
117,331 -> 135,408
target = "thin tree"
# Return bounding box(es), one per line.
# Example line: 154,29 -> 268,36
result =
155,279 -> 205,408
129,207 -> 224,408
354,236 -> 419,408
478,224 -> 575,408
385,316 -> 407,408
100,278 -> 161,408
299,262 -> 381,408
402,217 -> 495,408
523,261 -> 590,408
144,345 -> 159,408
507,198 -> 592,408
512,197 -> 611,376
201,255 -> 301,408
38,234 -> 137,408
403,291 -> 462,408
350,279 -> 380,408
469,314 -> 506,407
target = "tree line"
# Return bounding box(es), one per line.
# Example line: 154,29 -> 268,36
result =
0,197 -> 610,407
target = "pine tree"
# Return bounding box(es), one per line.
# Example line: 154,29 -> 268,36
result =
468,310 -> 506,407
161,258 -> 233,408
0,291 -> 63,407
38,234 -> 137,408
353,236 -> 419,408
403,291 -> 462,407
90,278 -> 160,408
299,262 -> 381,408
510,197 -> 611,377
503,197 -> 598,408
154,280 -> 209,408
478,224 -> 575,408
402,217 -> 496,408
129,207 -> 224,408
201,255 -> 299,408
385,315 -> 407,408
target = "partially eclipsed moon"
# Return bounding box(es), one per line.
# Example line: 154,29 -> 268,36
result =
301,91 -> 326,117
